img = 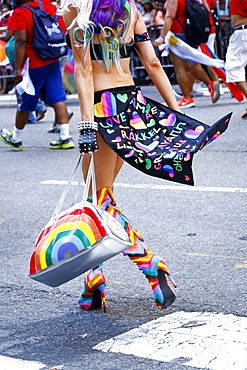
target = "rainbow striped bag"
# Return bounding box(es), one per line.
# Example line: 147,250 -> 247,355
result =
29,156 -> 131,287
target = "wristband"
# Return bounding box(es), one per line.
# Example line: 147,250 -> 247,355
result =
78,121 -> 98,131
78,128 -> 98,154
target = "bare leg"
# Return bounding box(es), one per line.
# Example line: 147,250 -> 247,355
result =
82,133 -> 124,191
187,62 -> 211,86
15,110 -> 30,130
79,136 -> 176,311
236,81 -> 247,98
207,66 -> 219,81
169,52 -> 194,99
50,101 -> 68,124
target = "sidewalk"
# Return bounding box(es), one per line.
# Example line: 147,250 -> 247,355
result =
0,84 -> 229,108
0,93 -> 79,108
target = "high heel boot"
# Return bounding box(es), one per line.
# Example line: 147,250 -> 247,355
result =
78,264 -> 107,312
96,187 -> 176,309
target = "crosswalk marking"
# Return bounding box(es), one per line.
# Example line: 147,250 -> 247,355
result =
0,355 -> 46,370
40,180 -> 247,193
93,311 -> 247,370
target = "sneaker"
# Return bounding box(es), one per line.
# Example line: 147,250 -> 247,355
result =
47,123 -> 60,133
178,96 -> 195,108
0,128 -> 23,151
47,111 -> 74,133
192,82 -> 204,97
50,136 -> 75,149
173,89 -> 183,98
219,84 -> 224,95
174,88 -> 203,98
241,110 -> 247,119
208,81 -> 220,103
27,111 -> 37,124
36,107 -> 47,122
68,111 -> 74,122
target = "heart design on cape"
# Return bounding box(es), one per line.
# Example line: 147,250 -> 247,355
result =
107,129 -> 114,134
184,125 -> 204,139
117,93 -> 128,103
94,91 -> 117,117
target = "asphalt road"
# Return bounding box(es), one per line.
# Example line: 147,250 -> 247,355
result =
0,86 -> 246,370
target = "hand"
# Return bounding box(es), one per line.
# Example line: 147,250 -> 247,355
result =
153,35 -> 165,49
78,128 -> 98,156
13,69 -> 23,85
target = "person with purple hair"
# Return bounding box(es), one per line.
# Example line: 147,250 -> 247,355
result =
63,0 -> 230,312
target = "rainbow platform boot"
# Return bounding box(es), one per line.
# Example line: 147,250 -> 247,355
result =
78,264 -> 106,312
96,187 -> 176,309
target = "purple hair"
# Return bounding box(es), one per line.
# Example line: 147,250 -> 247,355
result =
90,0 -> 131,27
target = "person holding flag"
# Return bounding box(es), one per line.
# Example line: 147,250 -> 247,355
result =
153,0 -> 221,108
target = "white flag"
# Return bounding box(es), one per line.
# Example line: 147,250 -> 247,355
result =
163,32 -> 225,69
16,58 -> 35,96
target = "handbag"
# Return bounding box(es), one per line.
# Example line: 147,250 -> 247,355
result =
29,155 -> 131,287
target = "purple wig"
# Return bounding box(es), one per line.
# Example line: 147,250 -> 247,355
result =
90,0 -> 131,27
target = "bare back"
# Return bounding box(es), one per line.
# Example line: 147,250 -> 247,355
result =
89,2 -> 145,91
63,2 -> 179,113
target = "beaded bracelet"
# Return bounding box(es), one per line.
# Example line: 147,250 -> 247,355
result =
160,35 -> 166,41
78,121 -> 98,131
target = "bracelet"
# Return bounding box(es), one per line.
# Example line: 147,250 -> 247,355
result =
159,35 -> 166,44
78,121 -> 98,131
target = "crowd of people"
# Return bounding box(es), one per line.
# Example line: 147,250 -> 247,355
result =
132,0 -> 247,118
0,0 -> 245,115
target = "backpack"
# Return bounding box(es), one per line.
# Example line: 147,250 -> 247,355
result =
185,0 -> 210,45
21,1 -> 68,61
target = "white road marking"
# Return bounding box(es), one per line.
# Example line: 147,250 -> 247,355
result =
40,180 -> 247,193
0,355 -> 46,370
93,311 -> 247,370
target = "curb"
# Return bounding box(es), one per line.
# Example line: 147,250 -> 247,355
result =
0,93 -> 79,108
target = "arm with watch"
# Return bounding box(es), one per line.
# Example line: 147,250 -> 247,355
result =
153,0 -> 178,49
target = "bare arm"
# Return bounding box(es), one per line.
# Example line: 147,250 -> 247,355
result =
63,7 -> 94,122
153,0 -> 178,48
202,0 -> 210,12
134,11 -> 179,111
14,29 -> 26,84
63,7 -> 98,156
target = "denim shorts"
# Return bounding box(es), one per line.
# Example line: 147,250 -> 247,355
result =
18,61 -> 67,111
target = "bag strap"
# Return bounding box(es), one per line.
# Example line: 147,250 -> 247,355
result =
52,155 -> 97,219
175,14 -> 186,34
82,155 -> 97,206
21,4 -> 35,12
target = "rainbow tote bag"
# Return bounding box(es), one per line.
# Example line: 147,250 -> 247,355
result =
29,156 -> 131,287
